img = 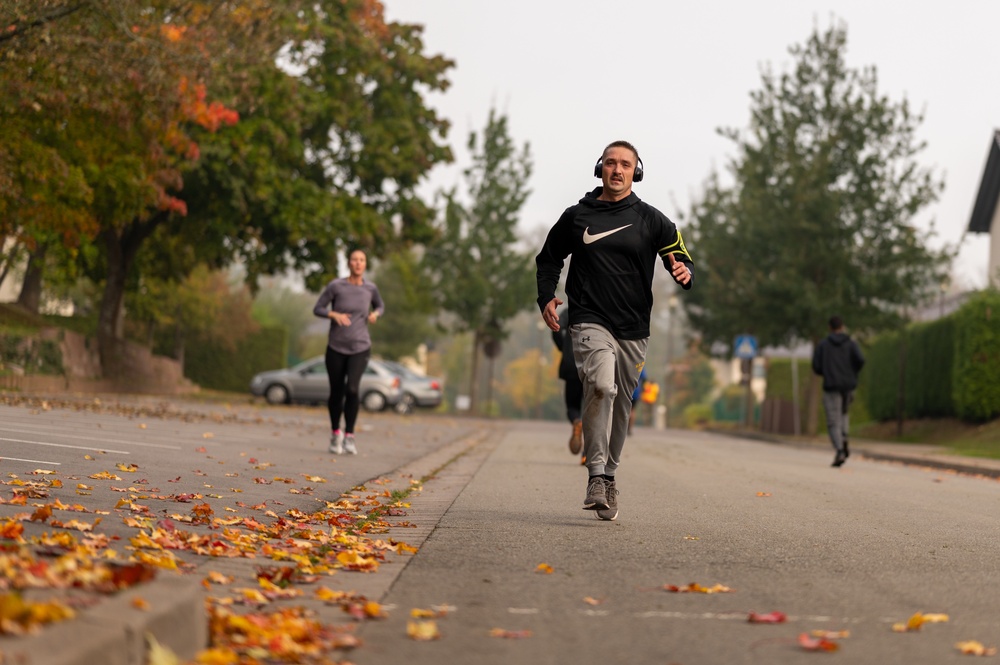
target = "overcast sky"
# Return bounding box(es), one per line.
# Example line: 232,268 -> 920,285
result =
386,0 -> 999,289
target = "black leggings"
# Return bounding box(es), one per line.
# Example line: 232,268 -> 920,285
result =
564,374 -> 583,423
325,347 -> 370,434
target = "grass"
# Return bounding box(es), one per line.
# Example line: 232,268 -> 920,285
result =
856,417 -> 1000,459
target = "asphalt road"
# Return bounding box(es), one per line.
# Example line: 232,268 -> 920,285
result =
2,397 -> 999,664
356,421 -> 1000,665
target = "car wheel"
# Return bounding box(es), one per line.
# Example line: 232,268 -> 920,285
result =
362,391 -> 387,412
264,384 -> 289,405
394,393 -> 416,415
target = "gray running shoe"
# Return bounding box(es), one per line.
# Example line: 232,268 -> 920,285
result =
343,434 -> 357,455
329,430 -> 343,454
597,479 -> 618,521
583,476 -> 608,511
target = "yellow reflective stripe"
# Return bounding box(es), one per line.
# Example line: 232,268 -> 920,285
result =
658,231 -> 692,261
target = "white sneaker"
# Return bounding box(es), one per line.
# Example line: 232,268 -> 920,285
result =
329,430 -> 343,454
343,434 -> 357,455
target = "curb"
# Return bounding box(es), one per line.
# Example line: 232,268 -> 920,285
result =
6,574 -> 206,665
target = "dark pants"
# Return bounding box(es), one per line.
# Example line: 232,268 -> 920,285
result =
325,347 -> 370,434
564,373 -> 583,423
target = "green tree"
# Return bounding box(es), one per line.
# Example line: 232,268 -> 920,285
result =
367,249 -> 438,361
424,109 -> 535,414
685,21 -> 949,432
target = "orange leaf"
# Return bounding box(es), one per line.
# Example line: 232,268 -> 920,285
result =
798,633 -> 839,652
663,582 -> 733,594
536,563 -> 553,574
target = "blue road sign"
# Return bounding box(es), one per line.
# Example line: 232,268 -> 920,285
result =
734,335 -> 758,359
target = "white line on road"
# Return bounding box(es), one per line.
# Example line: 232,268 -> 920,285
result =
0,436 -> 131,454
0,427 -> 182,450
0,456 -> 61,465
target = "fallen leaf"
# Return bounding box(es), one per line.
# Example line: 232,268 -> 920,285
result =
583,597 -> 604,606
892,611 -> 949,632
811,630 -> 850,639
132,597 -> 150,611
799,633 -> 839,652
748,611 -> 787,624
407,620 -> 440,641
536,563 -> 553,574
956,640 -> 998,656
663,582 -> 733,594
756,492 -> 772,497
145,633 -> 179,665
490,628 -> 532,639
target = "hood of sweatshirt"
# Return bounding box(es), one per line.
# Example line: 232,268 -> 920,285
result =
827,332 -> 851,346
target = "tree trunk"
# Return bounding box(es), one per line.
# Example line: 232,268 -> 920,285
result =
468,330 -> 481,415
15,243 -> 46,314
173,324 -> 186,374
97,230 -> 129,379
95,214 -> 164,379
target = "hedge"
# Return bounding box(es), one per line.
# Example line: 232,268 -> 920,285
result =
952,290 -> 1000,421
184,325 -> 288,393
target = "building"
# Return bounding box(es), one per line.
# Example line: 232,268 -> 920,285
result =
968,129 -> 1000,286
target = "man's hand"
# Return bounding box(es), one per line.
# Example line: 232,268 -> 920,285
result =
667,253 -> 691,286
542,298 -> 563,332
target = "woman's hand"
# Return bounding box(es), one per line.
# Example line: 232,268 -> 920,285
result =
329,311 -> 351,326
367,311 -> 379,324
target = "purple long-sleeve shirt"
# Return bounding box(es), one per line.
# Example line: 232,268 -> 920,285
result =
313,278 -> 385,355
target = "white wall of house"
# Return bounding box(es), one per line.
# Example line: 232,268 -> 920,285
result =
990,201 -> 1000,286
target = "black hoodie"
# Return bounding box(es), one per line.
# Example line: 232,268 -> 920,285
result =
536,187 -> 693,340
812,332 -> 865,391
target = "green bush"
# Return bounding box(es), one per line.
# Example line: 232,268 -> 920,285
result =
683,403 -> 712,428
0,330 -> 63,375
184,325 -> 288,393
952,290 -> 1000,421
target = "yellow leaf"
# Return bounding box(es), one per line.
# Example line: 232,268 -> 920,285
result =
536,563 -> 554,574
146,633 -> 179,665
956,640 -> 998,656
132,597 -> 150,611
407,620 -> 440,641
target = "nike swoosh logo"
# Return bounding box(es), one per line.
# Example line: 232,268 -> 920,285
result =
582,224 -> 632,244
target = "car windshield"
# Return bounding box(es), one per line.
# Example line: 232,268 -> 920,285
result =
382,361 -> 421,378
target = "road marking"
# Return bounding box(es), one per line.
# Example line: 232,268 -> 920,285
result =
0,436 -> 131,455
0,427 -> 182,450
0,456 -> 61,465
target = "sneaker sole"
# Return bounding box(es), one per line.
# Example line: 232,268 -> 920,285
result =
583,500 -> 609,511
596,508 -> 618,521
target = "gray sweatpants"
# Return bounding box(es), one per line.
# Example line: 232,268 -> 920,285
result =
571,323 -> 648,477
821,390 -> 853,453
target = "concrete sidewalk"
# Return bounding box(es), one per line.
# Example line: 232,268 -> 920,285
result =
715,427 -> 1000,479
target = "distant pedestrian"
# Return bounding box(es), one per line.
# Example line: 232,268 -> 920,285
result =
552,306 -> 585,460
812,316 -> 865,467
537,140 -> 694,521
313,249 -> 384,455
628,366 -> 648,436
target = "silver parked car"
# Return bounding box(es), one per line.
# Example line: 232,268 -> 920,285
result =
250,357 -> 402,412
379,359 -> 444,413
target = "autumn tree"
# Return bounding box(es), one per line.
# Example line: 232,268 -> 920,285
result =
684,21 -> 949,432
424,109 -> 536,414
1,1 -> 454,379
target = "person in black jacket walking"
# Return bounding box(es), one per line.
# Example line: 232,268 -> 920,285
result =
536,140 -> 694,520
812,316 -> 865,467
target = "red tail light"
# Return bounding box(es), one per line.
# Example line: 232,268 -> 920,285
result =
430,381 -> 440,390
392,377 -> 400,388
